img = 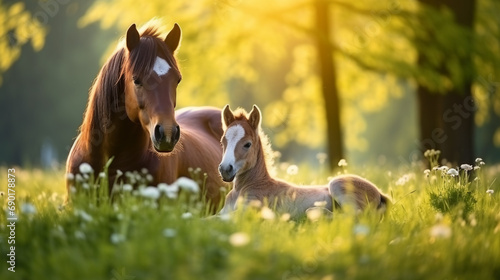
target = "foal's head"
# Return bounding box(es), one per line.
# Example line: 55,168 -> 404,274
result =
122,23 -> 182,152
218,105 -> 263,182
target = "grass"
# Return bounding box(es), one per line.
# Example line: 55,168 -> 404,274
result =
1,155 -> 500,280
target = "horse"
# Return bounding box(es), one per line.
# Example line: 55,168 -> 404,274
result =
217,105 -> 390,219
66,21 -> 227,209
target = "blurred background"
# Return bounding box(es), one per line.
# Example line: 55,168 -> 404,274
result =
0,0 -> 499,170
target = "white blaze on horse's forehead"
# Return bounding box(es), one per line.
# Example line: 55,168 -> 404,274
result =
153,57 -> 171,76
222,125 -> 245,164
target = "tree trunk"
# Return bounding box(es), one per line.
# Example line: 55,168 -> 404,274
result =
416,0 -> 476,165
314,0 -> 344,170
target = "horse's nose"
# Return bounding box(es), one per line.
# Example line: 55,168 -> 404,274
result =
154,124 -> 165,143
172,124 -> 180,143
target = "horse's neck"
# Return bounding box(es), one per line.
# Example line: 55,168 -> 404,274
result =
104,117 -> 151,163
235,143 -> 273,191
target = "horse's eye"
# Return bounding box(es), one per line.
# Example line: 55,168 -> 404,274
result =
243,142 -> 252,149
133,77 -> 142,86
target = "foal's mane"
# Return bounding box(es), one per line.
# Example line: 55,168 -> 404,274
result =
79,22 -> 180,149
232,108 -> 275,171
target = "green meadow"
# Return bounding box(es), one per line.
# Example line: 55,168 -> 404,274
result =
1,153 -> 499,280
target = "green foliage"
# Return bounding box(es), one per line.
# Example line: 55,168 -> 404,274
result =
1,159 -> 500,279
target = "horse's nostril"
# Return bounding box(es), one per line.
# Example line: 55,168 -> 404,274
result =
173,125 -> 180,141
228,164 -> 233,173
154,124 -> 164,141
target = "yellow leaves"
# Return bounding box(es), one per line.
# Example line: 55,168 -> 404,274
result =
0,1 -> 47,83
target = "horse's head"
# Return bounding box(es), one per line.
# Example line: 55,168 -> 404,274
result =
219,105 -> 262,182
122,23 -> 182,153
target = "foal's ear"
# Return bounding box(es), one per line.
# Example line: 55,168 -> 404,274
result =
222,104 -> 235,128
165,23 -> 182,53
126,24 -> 140,52
248,105 -> 261,130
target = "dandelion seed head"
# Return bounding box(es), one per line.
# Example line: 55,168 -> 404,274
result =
181,212 -> 193,219
139,187 -> 160,200
122,184 -> 133,192
229,232 -> 250,247
110,233 -> 125,244
79,163 -> 93,174
460,164 -> 473,171
261,207 -> 276,220
446,168 -> 459,177
430,224 -> 452,239
21,202 -> 36,215
163,228 -> 177,238
286,165 -> 299,176
175,177 -> 199,193
74,230 -> 86,240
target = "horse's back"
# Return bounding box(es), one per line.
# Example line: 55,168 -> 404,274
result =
176,106 -> 223,140
328,174 -> 389,211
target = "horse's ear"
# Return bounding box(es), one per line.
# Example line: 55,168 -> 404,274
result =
165,23 -> 181,52
248,105 -> 261,130
126,24 -> 140,52
222,105 -> 235,129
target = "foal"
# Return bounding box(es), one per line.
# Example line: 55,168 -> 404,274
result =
218,105 -> 390,219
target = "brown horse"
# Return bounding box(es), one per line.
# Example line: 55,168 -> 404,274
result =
218,105 -> 390,219
66,22 -> 227,208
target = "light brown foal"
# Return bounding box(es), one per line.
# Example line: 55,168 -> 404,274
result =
218,105 -> 390,219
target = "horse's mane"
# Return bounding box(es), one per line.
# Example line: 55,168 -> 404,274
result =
79,21 -> 180,150
232,108 -> 276,172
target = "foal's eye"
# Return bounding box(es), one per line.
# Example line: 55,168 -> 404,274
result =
243,142 -> 252,149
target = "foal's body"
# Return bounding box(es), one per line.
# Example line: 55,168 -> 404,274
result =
218,105 -> 390,219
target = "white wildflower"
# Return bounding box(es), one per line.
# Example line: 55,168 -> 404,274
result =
75,209 -> 93,222
146,174 -> 153,182
306,208 -> 323,222
162,228 -> 177,238
176,177 -> 199,194
316,153 -> 327,164
141,168 -> 149,174
79,163 -> 93,174
82,183 -> 90,190
430,224 -> 452,238
21,202 -> 37,215
110,233 -> 125,244
122,184 -> 133,192
139,187 -> 160,200
353,224 -> 370,236
460,164 -> 473,171
99,172 -> 106,178
158,183 -> 179,199
424,169 -> 431,177
396,174 -> 410,186
74,230 -> 86,240
280,213 -> 291,222
474,166 -> 480,171
439,166 -> 450,172
475,158 -> 483,163
446,168 -> 459,177
229,232 -> 250,247
181,212 -> 193,219
116,170 -> 123,177
286,165 -> 299,176
261,207 -> 276,220
338,159 -> 348,167
69,186 -> 77,194
486,189 -> 494,195
66,173 -> 75,180
75,174 -> 83,182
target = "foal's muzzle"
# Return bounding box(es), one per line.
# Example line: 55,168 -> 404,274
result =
153,124 -> 180,152
218,163 -> 236,182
